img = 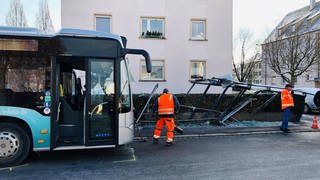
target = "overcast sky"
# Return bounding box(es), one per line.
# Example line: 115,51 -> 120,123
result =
234,0 -> 311,42
233,0 -> 312,62
0,0 -> 60,30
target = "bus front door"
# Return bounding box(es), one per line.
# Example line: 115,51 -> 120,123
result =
85,59 -> 116,145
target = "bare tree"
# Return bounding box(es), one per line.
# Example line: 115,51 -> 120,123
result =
233,29 -> 260,83
35,0 -> 55,33
263,32 -> 320,86
5,0 -> 28,27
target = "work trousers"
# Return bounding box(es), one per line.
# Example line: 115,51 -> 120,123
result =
281,107 -> 291,129
153,117 -> 175,142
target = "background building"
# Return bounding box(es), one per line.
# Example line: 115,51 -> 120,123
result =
262,0 -> 320,87
61,0 -> 232,94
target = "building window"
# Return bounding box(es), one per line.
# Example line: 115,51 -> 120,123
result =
306,72 -> 316,81
271,76 -> 277,85
277,28 -> 283,36
95,15 -> 111,33
292,25 -> 296,32
306,74 -> 310,81
140,60 -> 165,81
281,78 -> 295,85
191,19 -> 206,40
141,17 -> 165,39
190,61 -> 206,79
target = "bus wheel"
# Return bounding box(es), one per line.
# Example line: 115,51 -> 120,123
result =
0,123 -> 31,167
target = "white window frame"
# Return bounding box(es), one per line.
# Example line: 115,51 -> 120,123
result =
140,17 -> 165,39
306,71 -> 316,82
190,19 -> 207,41
292,25 -> 296,32
277,28 -> 282,36
306,74 -> 311,81
140,60 -> 165,81
94,14 -> 112,33
189,60 -> 206,80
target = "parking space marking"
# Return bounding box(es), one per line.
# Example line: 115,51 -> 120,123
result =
0,163 -> 30,171
113,147 -> 137,163
113,154 -> 136,163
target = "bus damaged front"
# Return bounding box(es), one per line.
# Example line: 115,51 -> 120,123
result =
52,34 -> 152,147
118,39 -> 151,145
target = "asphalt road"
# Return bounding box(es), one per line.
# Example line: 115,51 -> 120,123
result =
2,132 -> 320,180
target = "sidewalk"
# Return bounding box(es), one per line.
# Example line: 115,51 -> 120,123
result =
134,115 -> 320,140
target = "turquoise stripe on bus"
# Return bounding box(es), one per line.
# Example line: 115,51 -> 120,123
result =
0,106 -> 50,149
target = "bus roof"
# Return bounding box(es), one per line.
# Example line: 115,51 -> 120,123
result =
57,28 -> 124,47
0,26 -> 124,46
0,26 -> 51,37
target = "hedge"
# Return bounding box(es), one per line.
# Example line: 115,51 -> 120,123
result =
133,92 -> 305,123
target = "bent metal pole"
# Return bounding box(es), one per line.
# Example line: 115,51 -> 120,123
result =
135,83 -> 159,124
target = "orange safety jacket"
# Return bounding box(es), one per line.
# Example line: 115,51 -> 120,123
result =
281,89 -> 294,110
158,93 -> 175,115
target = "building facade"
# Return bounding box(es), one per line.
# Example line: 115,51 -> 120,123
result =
61,0 -> 233,94
262,0 -> 320,88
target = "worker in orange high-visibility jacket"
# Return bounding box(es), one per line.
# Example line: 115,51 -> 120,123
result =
280,84 -> 294,132
153,88 -> 180,146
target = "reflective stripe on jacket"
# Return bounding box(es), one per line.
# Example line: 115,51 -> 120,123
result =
158,93 -> 174,115
281,89 -> 294,110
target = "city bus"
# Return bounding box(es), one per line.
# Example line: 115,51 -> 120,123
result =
0,26 -> 151,167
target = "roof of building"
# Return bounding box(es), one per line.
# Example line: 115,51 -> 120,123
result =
265,1 -> 320,43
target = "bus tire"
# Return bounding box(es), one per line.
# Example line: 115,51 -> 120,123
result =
0,123 -> 31,167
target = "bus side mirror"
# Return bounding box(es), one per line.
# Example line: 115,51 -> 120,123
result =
123,48 -> 152,73
120,36 -> 127,48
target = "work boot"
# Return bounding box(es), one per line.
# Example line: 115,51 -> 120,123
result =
166,142 -> 173,147
153,137 -> 159,144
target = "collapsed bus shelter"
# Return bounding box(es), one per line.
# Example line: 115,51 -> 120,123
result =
135,77 -> 306,128
185,77 -> 305,125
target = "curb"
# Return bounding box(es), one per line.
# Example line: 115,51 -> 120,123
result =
134,128 -> 319,141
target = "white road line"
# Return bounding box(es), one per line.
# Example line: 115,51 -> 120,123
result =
113,154 -> 136,163
0,163 -> 29,171
113,148 -> 137,163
